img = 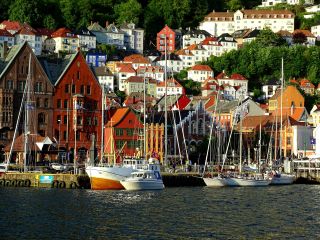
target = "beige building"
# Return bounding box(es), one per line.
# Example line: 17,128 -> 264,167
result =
124,76 -> 157,97
200,9 -> 295,37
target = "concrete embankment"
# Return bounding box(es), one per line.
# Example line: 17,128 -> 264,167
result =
0,172 -> 90,189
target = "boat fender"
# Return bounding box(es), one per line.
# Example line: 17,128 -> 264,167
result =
0,179 -> 5,187
69,181 -> 78,189
59,181 -> 66,189
11,180 -> 18,187
24,179 -> 31,187
51,180 -> 59,188
5,180 -> 11,187
18,180 -> 24,187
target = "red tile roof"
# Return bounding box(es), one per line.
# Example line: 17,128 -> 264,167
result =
190,64 -> 213,71
16,23 -> 38,36
51,27 -> 77,38
0,20 -> 22,31
118,64 -> 136,73
124,54 -> 150,64
136,66 -> 164,74
204,12 -> 234,21
216,72 -> 247,81
126,76 -> 156,84
157,78 -> 183,88
293,29 -> 315,38
0,29 -> 13,37
201,37 -> 221,45
300,78 -> 315,88
36,28 -> 55,37
241,9 -> 294,18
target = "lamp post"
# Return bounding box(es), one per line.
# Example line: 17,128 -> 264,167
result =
58,119 -> 61,161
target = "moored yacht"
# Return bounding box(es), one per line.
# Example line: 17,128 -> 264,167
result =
86,158 -> 148,190
270,171 -> 295,185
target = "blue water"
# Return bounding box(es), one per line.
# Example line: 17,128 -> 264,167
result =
0,185 -> 320,239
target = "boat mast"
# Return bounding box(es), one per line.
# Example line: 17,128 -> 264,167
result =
24,55 -> 32,173
164,34 -> 168,167
239,106 -> 243,174
143,75 -> 146,159
280,57 -> 284,162
101,84 -> 105,162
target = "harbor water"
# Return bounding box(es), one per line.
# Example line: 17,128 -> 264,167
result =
1,185 -> 320,239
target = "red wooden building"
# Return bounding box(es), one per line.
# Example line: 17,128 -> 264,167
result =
50,51 -> 102,163
157,25 -> 176,53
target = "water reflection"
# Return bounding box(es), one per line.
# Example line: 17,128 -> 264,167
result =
0,185 -> 320,239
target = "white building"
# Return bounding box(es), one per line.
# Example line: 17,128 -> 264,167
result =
115,63 -> 136,91
200,9 -> 295,37
0,29 -> 14,47
176,49 -> 196,69
14,23 -> 42,55
120,23 -> 144,53
182,28 -> 211,48
51,28 -> 79,53
94,66 -> 115,92
105,23 -> 125,49
306,4 -> 320,13
74,27 -> 96,52
311,25 -> 320,40
216,71 -> 248,97
260,0 -> 313,6
153,53 -> 183,74
156,78 -> 184,98
187,65 -> 214,82
136,66 -> 164,82
262,80 -> 280,100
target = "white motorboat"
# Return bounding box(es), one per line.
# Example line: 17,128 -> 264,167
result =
0,163 -> 7,173
120,170 -> 164,191
270,172 -> 295,185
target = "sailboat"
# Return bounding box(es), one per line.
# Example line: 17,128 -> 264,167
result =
85,78 -> 162,190
269,58 -> 295,185
0,55 -> 34,173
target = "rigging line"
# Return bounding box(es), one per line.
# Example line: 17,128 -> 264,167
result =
169,95 -> 183,166
6,56 -> 31,167
202,90 -> 220,177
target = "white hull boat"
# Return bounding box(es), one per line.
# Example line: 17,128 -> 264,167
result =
271,173 -> 295,185
203,176 -> 228,187
120,170 -> 164,190
226,175 -> 271,187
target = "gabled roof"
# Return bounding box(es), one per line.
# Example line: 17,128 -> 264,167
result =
218,33 -> 237,42
0,20 -> 22,31
51,27 -> 77,38
125,76 -> 156,84
87,22 -> 106,32
74,27 -> 95,37
232,29 -> 251,38
15,23 -> 38,36
201,36 -> 220,45
36,28 -> 55,37
118,63 -> 136,73
175,48 -> 194,56
240,9 -> 294,18
203,11 -> 234,21
189,64 -> 213,72
300,78 -> 315,88
124,54 -> 150,64
186,44 -> 206,51
0,29 -> 13,37
93,66 -> 113,76
184,29 -> 211,37
216,72 -> 247,81
277,30 -> 292,37
243,29 -> 260,39
157,78 -> 182,88
136,65 -> 164,74
293,29 -> 315,38
106,107 -> 131,127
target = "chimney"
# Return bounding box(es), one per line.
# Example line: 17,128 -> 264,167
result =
105,21 -> 109,28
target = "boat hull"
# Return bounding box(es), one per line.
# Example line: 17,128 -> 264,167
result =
120,179 -> 164,190
226,177 -> 270,187
203,177 -> 228,187
85,166 -> 134,190
271,174 -> 295,185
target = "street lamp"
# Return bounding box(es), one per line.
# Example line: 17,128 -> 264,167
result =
58,119 -> 61,162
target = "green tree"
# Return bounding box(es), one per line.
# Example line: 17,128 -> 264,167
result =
227,0 -> 243,11
114,0 -> 142,25
255,28 -> 287,47
9,0 -> 44,27
43,15 -> 57,30
292,32 -> 307,44
59,0 -> 78,29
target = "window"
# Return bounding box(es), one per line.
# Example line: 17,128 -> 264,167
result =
115,128 -> 123,136
87,85 -> 91,95
86,117 -> 91,125
63,131 -> 67,140
57,99 -> 61,108
34,82 -> 43,93
127,129 -> 134,136
63,115 -> 67,124
76,131 -> 80,141
6,80 -> 13,90
77,71 -> 80,80
64,99 -> 68,108
80,85 -> 85,94
76,116 -> 82,125
38,113 -> 45,124
93,117 -> 98,126
44,98 -> 49,108
18,81 -> 26,92
65,84 -> 69,93
57,115 -> 61,124
36,98 -> 41,108
71,84 -> 76,94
